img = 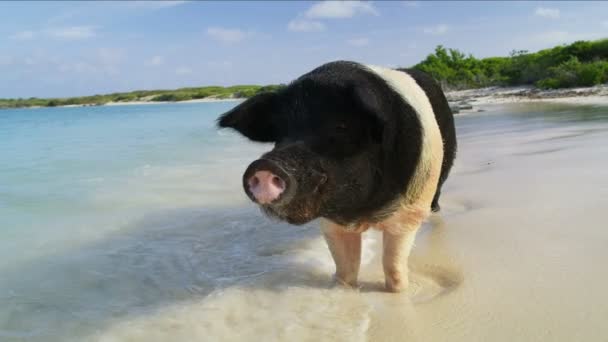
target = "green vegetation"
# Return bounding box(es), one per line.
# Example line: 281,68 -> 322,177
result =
413,39 -> 608,90
0,84 -> 286,109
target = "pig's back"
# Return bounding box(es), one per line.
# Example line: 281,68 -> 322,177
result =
365,65 -> 454,207
396,68 -> 457,198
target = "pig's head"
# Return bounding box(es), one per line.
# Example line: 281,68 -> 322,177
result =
217,62 -> 419,226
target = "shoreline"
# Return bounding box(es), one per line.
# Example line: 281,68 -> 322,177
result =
1,97 -> 245,110
104,97 -> 244,107
446,84 -> 608,112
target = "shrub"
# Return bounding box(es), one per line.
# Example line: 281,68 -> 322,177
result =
414,39 -> 608,90
536,58 -> 608,89
577,61 -> 608,86
150,93 -> 192,102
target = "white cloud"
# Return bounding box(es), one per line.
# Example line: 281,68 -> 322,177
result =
176,66 -> 192,75
9,30 -> 36,41
423,24 -> 449,35
535,7 -> 560,19
45,26 -> 98,40
8,26 -> 98,41
288,19 -> 326,32
144,55 -> 164,67
347,37 -> 370,47
402,1 -> 419,8
288,1 -> 377,33
206,27 -> 250,44
305,1 -> 379,19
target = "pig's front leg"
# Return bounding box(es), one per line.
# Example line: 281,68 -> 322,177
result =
382,226 -> 419,292
320,219 -> 362,288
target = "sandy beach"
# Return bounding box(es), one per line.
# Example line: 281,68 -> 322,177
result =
447,84 -> 608,109
103,97 -> 243,107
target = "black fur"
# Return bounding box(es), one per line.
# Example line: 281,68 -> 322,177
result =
218,61 -> 455,225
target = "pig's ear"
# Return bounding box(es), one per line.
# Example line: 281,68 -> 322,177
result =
217,92 -> 279,142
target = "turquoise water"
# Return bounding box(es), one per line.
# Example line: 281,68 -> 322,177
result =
1,102 -> 264,267
1,101 -> 607,341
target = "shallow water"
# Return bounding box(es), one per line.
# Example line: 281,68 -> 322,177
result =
1,101 -> 607,341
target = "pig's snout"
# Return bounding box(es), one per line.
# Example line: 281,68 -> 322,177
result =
247,170 -> 286,204
243,159 -> 295,205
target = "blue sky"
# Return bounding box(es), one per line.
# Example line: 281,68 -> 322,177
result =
1,1 -> 607,98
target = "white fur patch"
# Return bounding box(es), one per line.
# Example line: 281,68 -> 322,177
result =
365,65 -> 444,205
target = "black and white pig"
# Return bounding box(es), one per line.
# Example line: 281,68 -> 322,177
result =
217,61 -> 456,292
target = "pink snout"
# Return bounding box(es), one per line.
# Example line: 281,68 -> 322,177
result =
247,170 -> 286,204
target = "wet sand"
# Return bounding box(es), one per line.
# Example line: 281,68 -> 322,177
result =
447,85 -> 608,107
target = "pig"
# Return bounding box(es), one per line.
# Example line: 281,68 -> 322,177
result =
217,61 -> 456,292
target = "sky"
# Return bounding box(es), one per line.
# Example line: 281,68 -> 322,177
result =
1,0 -> 607,98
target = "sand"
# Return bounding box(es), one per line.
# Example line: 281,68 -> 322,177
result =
79,102 -> 608,342
104,98 -> 243,106
447,84 -> 608,107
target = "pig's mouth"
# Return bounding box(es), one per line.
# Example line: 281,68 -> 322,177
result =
258,177 -> 326,225
259,198 -> 320,225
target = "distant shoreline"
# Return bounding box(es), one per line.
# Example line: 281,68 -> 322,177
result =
105,97 -> 244,107
4,97 -> 245,110
446,84 -> 608,113
0,84 -> 282,110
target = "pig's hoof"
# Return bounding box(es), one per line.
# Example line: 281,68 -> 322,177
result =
332,275 -> 359,290
385,278 -> 408,293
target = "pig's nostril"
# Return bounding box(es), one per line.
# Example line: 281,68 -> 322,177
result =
271,176 -> 285,190
248,175 -> 260,189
